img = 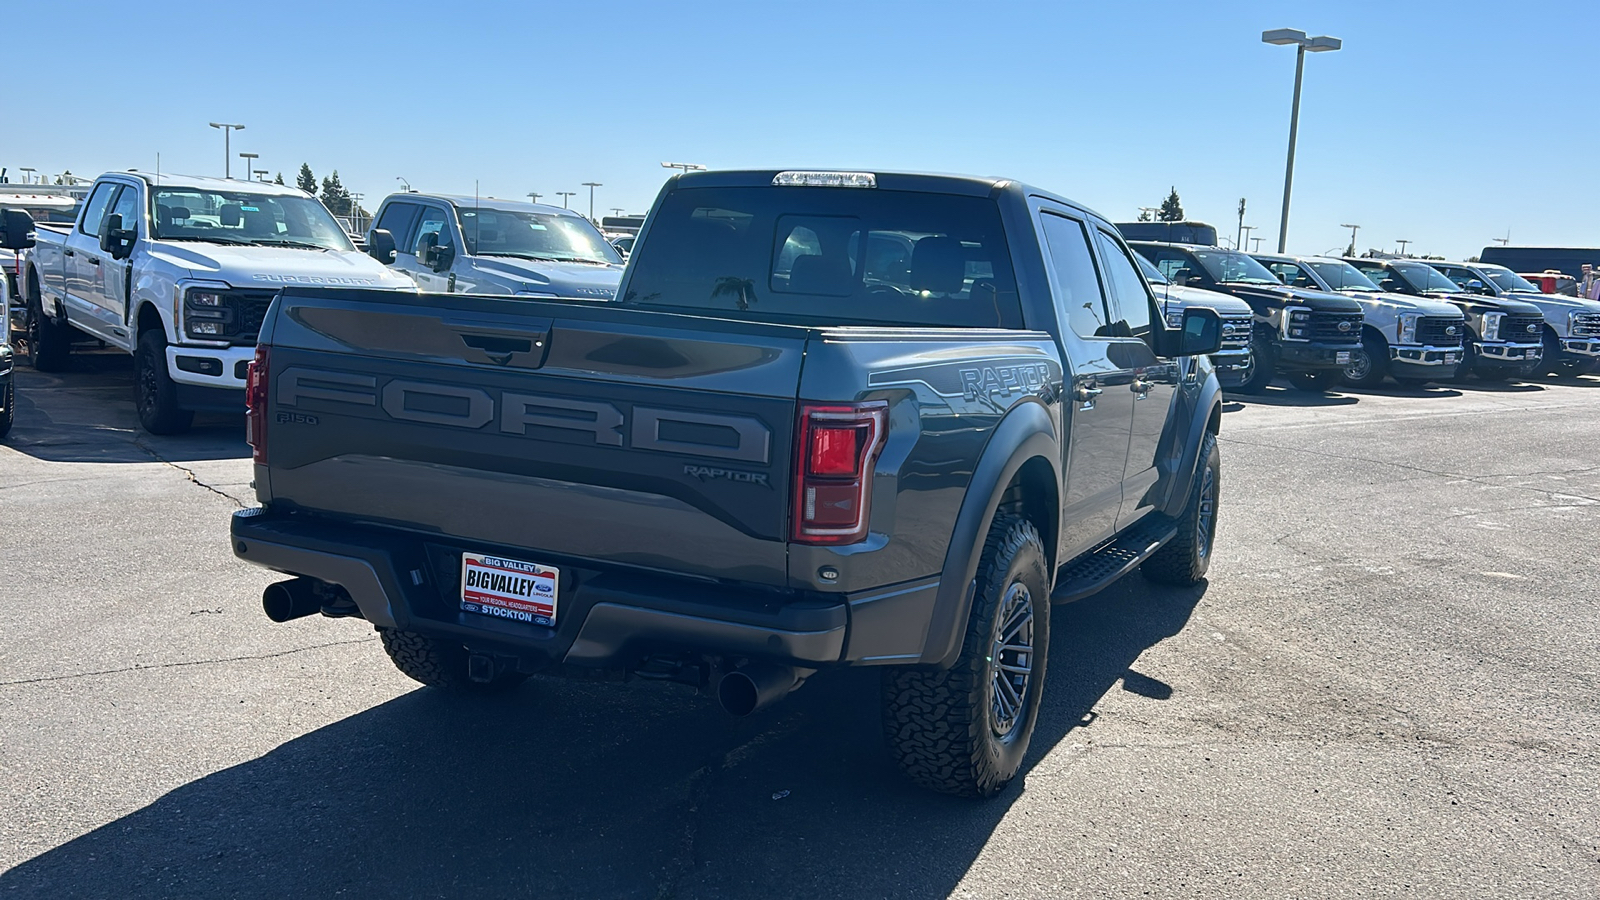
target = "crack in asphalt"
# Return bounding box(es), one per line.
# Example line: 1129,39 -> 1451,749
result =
0,638 -> 377,687
132,439 -> 249,507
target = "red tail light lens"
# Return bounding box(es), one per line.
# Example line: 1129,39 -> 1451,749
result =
792,402 -> 888,545
245,344 -> 270,465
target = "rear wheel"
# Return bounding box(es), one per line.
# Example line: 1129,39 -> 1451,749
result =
882,514 -> 1050,798
134,330 -> 194,435
0,380 -> 13,439
24,285 -> 71,372
1340,336 -> 1389,388
378,628 -> 528,693
1235,334 -> 1276,394
1144,431 -> 1220,586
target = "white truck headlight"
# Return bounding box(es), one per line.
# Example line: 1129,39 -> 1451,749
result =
1481,311 -> 1504,342
1396,313 -> 1420,344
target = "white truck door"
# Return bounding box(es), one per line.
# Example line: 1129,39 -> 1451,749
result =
405,205 -> 456,293
63,183 -> 122,343
85,185 -> 143,346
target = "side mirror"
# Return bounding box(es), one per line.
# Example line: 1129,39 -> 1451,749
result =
1185,274 -> 1206,288
368,228 -> 397,264
430,243 -> 455,273
417,232 -> 454,272
1156,306 -> 1222,358
0,208 -> 36,250
99,213 -> 137,260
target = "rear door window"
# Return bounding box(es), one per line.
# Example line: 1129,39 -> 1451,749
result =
1038,212 -> 1112,339
622,186 -> 1021,328
1094,229 -> 1153,340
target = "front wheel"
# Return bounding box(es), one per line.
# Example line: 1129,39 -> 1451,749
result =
0,380 -> 13,439
1234,335 -> 1276,394
1341,337 -> 1389,388
882,514 -> 1050,798
1143,431 -> 1220,586
134,330 -> 194,435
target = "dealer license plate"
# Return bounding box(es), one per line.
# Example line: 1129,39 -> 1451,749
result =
1336,351 -> 1352,365
460,552 -> 558,626
1445,352 -> 1460,363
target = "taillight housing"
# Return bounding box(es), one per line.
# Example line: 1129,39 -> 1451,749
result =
792,401 -> 888,545
245,344 -> 269,464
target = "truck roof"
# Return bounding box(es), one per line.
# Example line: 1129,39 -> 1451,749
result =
398,193 -> 590,218
120,171 -> 316,197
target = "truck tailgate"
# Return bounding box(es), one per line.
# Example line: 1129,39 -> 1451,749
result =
257,288 -> 806,586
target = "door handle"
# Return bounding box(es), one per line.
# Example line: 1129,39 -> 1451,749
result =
64,249 -> 75,257
1072,385 -> 1103,409
88,258 -> 101,266
1130,378 -> 1152,396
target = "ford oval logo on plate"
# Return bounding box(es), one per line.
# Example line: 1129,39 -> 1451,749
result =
1337,320 -> 1352,332
1527,324 -> 1538,333
1446,326 -> 1459,335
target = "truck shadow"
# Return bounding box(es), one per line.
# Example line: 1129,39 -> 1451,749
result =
3,357 -> 248,463
1223,384 -> 1359,407
0,574 -> 1204,899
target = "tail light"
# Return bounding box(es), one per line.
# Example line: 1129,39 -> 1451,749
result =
245,344 -> 270,464
792,401 -> 888,545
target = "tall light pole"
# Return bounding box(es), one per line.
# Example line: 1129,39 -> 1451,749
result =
582,182 -> 602,222
1396,239 -> 1411,257
1236,198 -> 1247,251
1340,223 -> 1360,256
396,176 -> 411,192
1262,28 -> 1341,252
527,192 -> 542,204
1250,236 -> 1264,252
556,191 -> 576,209
661,161 -> 706,177
239,152 -> 259,183
1240,224 -> 1256,252
611,207 -> 625,217
18,167 -> 36,184
1136,206 -> 1159,221
208,122 -> 246,178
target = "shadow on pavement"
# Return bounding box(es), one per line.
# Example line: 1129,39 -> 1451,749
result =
3,356 -> 247,463
1448,378 -> 1545,394
0,574 -> 1205,899
1224,383 -> 1359,407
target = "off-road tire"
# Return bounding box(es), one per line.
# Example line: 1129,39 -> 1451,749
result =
0,380 -> 13,439
881,514 -> 1050,798
1341,336 -> 1389,388
1235,334 -> 1276,394
378,627 -> 527,693
134,330 -> 194,435
25,285 -> 71,372
1143,431 -> 1220,586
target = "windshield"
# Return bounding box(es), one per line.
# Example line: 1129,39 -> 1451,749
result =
1191,249 -> 1281,284
1308,260 -> 1382,291
1135,253 -> 1169,285
1480,266 -> 1538,293
459,208 -> 621,264
1393,262 -> 1461,293
622,186 -> 1021,328
151,188 -> 353,251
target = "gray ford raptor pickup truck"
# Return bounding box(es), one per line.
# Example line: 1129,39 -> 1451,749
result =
230,169 -> 1226,797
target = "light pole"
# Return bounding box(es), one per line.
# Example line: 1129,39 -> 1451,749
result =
1136,206 -> 1159,221
239,152 -> 259,183
1240,225 -> 1256,253
556,191 -> 576,209
18,167 -> 36,184
208,122 -> 246,178
348,192 -> 365,233
527,192 -> 542,204
661,161 -> 706,177
1396,239 -> 1411,257
611,207 -> 625,217
396,176 -> 411,192
1236,198 -> 1247,250
582,182 -> 602,222
1340,223 -> 1360,256
1250,236 -> 1265,252
1262,28 -> 1341,252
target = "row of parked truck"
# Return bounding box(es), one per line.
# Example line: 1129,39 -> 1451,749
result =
2,166 -> 1597,800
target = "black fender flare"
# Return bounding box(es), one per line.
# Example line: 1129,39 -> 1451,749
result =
918,400 -> 1060,668
1161,372 -> 1223,518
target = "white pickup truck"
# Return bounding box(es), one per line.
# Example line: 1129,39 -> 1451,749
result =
15,172 -> 413,433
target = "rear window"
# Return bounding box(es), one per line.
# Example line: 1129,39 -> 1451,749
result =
621,186 -> 1022,328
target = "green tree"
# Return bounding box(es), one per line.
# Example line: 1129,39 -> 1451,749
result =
296,163 -> 317,194
274,172 -> 285,185
1157,187 -> 1184,222
320,170 -> 351,216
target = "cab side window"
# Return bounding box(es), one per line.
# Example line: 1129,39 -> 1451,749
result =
1435,266 -> 1472,289
78,183 -> 118,237
1139,246 -> 1201,286
1094,229 -> 1153,340
107,186 -> 142,237
1267,261 -> 1313,288
1039,212 -> 1112,339
412,206 -> 455,255
375,202 -> 423,253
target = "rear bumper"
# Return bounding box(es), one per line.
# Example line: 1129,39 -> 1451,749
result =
230,508 -> 897,669
1277,340 -> 1359,372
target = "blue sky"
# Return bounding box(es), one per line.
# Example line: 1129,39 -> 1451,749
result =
7,0 -> 1596,259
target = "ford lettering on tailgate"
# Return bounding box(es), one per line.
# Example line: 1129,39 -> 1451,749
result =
276,366 -> 771,463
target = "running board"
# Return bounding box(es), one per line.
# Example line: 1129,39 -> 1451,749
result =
1049,517 -> 1178,604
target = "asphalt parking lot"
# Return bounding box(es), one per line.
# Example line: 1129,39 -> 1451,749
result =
1,354 -> 1597,899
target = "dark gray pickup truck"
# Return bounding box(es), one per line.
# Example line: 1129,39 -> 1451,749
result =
231,170 -> 1225,797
